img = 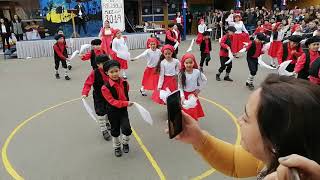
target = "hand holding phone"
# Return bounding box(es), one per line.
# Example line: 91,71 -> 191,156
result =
167,90 -> 183,139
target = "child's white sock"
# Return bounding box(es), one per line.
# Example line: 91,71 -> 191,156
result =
122,135 -> 130,145
112,137 -> 121,148
98,116 -> 107,132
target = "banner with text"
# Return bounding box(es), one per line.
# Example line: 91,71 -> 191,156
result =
101,0 -> 125,31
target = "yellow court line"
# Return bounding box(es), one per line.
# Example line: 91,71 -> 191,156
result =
190,97 -> 241,180
1,96 -> 165,180
132,128 -> 166,180
1,97 -> 81,180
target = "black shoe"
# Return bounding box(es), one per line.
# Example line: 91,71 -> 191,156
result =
102,130 -> 111,141
106,122 -> 111,131
140,89 -> 147,96
200,67 -> 204,73
246,82 -> 254,90
65,76 -> 71,80
123,144 -> 129,153
224,76 -> 233,82
55,73 -> 60,79
216,74 -> 221,81
114,147 -> 122,157
68,65 -> 72,70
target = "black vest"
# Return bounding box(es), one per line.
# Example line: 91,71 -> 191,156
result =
54,43 -> 68,61
200,39 -> 212,52
298,50 -> 311,80
90,49 -> 98,70
92,69 -> 105,98
220,36 -> 231,53
247,40 -> 261,58
309,57 -> 320,77
282,43 -> 301,62
165,30 -> 176,46
104,80 -> 129,112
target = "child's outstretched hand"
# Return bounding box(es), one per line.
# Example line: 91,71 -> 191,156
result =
81,95 -> 87,99
128,101 -> 134,107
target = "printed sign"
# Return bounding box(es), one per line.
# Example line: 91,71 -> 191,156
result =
101,0 -> 125,31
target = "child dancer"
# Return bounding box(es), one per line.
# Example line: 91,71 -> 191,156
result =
82,55 -> 111,141
229,14 -> 249,56
53,34 -> 71,80
216,26 -> 236,82
101,60 -> 134,157
111,29 -> 130,79
196,19 -> 207,45
294,36 -> 320,81
277,35 -> 303,72
268,22 -> 284,67
199,31 -> 212,72
81,39 -> 106,70
152,45 -> 180,104
245,33 -> 268,90
132,38 -> 161,96
57,30 -> 72,70
179,53 -> 207,121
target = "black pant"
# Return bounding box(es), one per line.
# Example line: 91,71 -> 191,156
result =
177,23 -> 183,39
55,58 -> 67,70
77,18 -> 87,35
93,90 -> 107,116
247,57 -> 258,76
187,23 -> 192,34
108,109 -> 132,137
286,63 -> 295,72
15,34 -> 23,41
200,53 -> 211,67
218,56 -> 232,73
1,33 -> 10,52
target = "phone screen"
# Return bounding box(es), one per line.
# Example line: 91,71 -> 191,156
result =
167,90 -> 182,139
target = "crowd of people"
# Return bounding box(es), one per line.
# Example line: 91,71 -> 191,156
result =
48,4 -> 320,179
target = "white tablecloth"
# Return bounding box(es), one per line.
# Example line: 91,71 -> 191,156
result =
16,33 -> 152,59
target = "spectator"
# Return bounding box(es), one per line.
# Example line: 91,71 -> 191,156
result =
0,18 -> 11,52
175,74 -> 320,179
11,15 -> 23,41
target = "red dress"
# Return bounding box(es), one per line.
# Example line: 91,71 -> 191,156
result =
142,67 -> 159,90
182,91 -> 204,121
100,27 -> 114,55
268,41 -> 282,58
151,76 -> 177,105
232,33 -> 250,53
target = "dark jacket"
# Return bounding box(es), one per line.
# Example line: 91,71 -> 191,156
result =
0,23 -> 11,35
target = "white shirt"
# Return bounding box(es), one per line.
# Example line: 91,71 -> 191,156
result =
158,58 -> 180,89
229,21 -> 248,34
78,5 -> 83,16
226,14 -> 234,25
176,17 -> 182,24
179,69 -> 207,96
1,24 -> 6,33
198,24 -> 207,33
112,37 -> 130,60
112,37 -> 128,53
136,49 -> 162,68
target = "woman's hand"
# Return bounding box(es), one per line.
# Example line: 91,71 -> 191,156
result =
175,111 -> 205,149
264,154 -> 320,180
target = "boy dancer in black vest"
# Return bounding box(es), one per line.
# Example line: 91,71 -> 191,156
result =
82,55 -> 111,141
101,60 -> 134,157
245,33 -> 268,90
199,31 -> 212,72
216,26 -> 236,81
53,34 -> 70,80
165,23 -> 178,56
81,39 -> 106,69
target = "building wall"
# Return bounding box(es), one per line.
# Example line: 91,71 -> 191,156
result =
288,0 -> 320,8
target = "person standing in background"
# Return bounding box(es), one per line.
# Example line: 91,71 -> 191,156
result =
11,15 -> 23,41
0,18 -> 11,52
74,0 -> 88,36
186,10 -> 193,35
174,12 -> 184,39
